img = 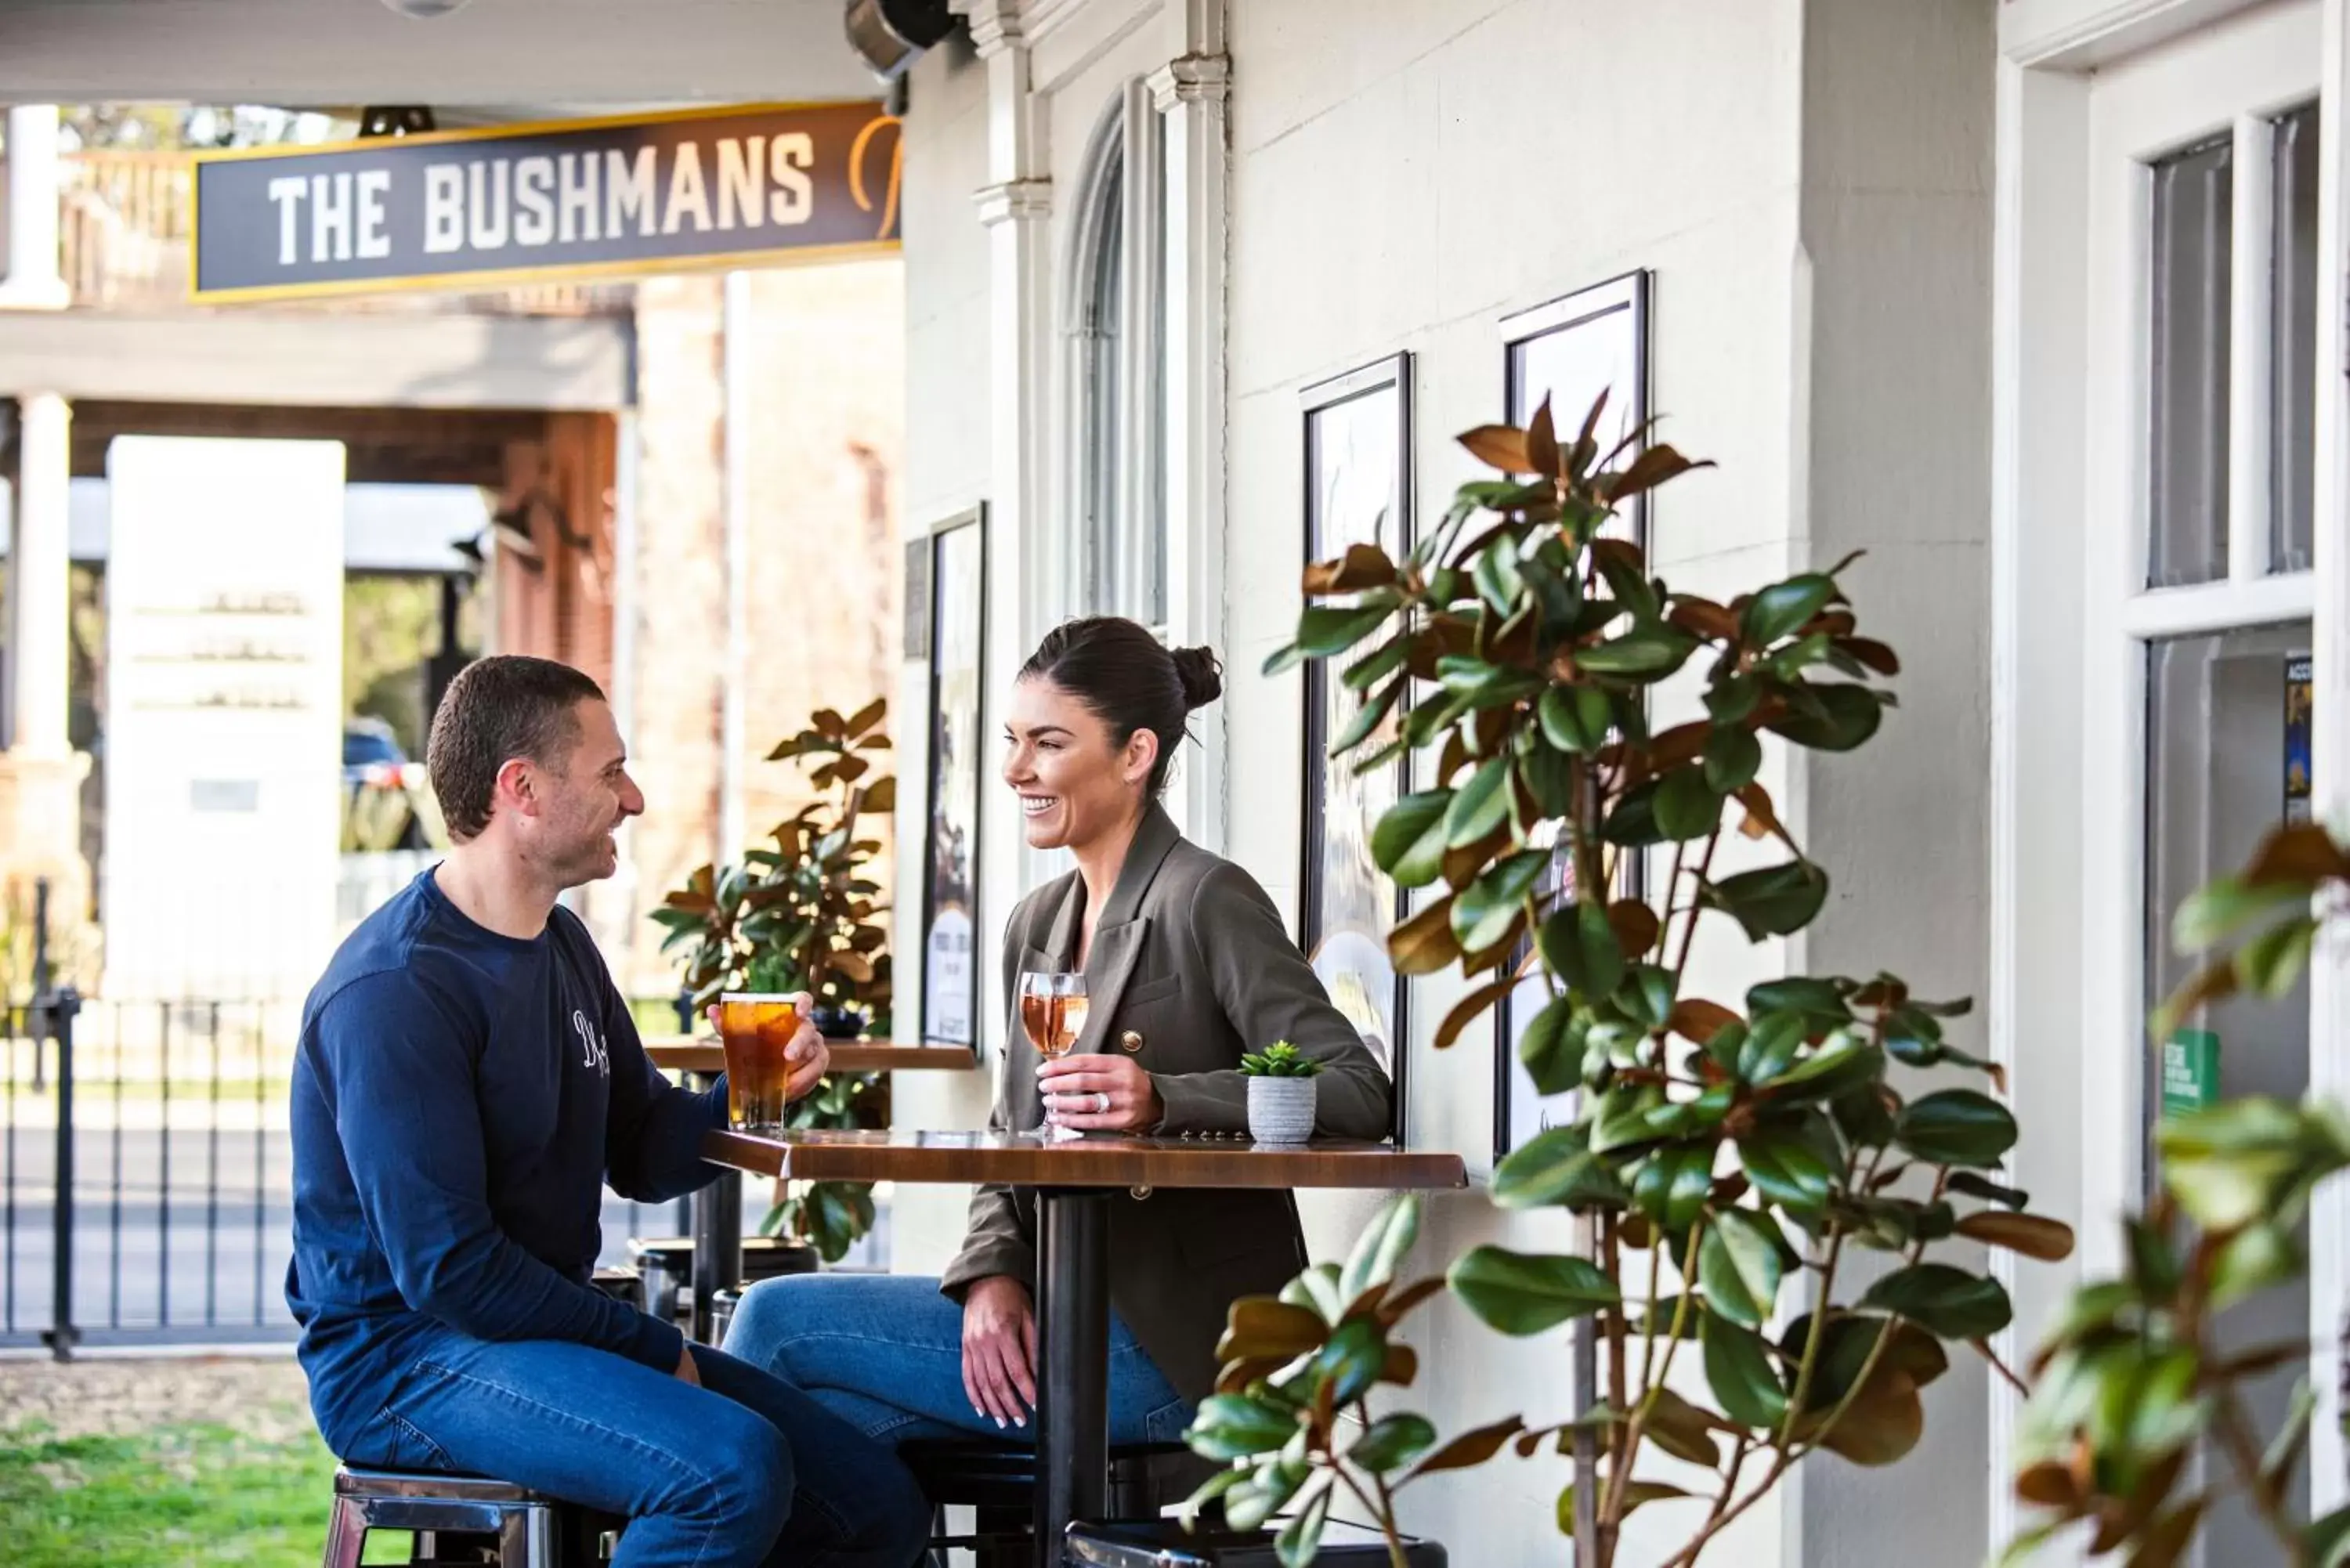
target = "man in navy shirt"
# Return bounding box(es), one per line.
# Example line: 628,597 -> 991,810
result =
288,656 -> 927,1568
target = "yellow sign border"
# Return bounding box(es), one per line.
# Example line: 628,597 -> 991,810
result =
188,100 -> 898,304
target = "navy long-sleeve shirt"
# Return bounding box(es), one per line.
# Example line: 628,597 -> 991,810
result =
287,869 -> 725,1451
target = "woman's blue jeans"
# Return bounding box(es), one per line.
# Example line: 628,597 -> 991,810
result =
725,1272 -> 1194,1449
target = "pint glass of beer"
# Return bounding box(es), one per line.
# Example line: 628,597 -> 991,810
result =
717,992 -> 801,1131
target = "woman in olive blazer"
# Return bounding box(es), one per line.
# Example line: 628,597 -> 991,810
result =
725,618 -> 1391,1469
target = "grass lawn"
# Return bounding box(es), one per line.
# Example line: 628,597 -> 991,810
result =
0,1419 -> 411,1566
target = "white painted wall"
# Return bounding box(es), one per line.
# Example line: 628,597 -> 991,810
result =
891,1 -> 2000,1563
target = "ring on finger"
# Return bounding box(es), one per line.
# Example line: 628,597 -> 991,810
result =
1094,1090 -> 1110,1114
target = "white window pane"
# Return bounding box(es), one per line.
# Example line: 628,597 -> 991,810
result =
2269,103 -> 2318,576
2147,135 -> 2233,589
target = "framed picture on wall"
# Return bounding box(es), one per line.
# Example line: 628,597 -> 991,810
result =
920,505 -> 985,1052
1299,352 -> 1413,1147
1494,272 -> 1652,1162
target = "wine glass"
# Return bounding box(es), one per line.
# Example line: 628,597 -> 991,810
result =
1018,970 -> 1089,1138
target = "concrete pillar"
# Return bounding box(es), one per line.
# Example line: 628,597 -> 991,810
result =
0,390 -> 89,931
1,107 -> 70,311
11,393 -> 70,758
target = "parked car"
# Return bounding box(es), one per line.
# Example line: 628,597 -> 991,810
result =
342,718 -> 432,851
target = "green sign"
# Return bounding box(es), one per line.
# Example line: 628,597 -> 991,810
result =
2161,1028 -> 2220,1117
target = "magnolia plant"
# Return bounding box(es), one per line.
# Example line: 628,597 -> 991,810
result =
653,698 -> 895,1262
1184,398 -> 2073,1568
2008,821 -> 2350,1567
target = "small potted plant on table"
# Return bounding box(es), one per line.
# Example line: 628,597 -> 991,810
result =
1240,1041 -> 1322,1144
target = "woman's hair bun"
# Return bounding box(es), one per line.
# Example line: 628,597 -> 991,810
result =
1170,645 -> 1224,710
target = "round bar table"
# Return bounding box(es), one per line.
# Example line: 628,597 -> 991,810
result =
701,1126 -> 1469,1566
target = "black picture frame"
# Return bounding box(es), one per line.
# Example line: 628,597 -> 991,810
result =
920,505 -> 986,1052
1299,352 -> 1413,1147
1494,272 -> 1652,1164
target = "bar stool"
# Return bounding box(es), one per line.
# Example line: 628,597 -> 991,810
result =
899,1439 -> 1197,1568
1065,1518 -> 1448,1566
628,1236 -> 817,1326
320,1465 -> 617,1567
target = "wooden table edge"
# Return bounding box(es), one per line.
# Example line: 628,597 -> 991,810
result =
700,1128 -> 1470,1190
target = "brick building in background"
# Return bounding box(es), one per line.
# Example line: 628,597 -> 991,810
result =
584,260 -> 906,1001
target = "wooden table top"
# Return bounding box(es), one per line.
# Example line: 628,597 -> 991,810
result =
701,1127 -> 1469,1191
643,1038 -> 979,1076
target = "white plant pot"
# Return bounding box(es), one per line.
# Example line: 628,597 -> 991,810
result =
1247,1075 -> 1318,1143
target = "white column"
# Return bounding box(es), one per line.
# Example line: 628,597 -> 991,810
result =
1,107 -> 70,311
719,271 -> 750,864
1152,0 -> 1231,853
11,393 -> 71,758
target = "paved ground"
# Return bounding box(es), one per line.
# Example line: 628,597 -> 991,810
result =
0,1353 -> 314,1443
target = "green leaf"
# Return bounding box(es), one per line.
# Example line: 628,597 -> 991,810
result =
1473,534 -> 1526,615
1764,1037 -> 1884,1104
1340,1194 -> 1423,1304
1281,1262 -> 1346,1324
1188,1393 -> 1300,1460
1735,1012 -> 1809,1085
1621,964 -> 1676,1031
1576,627 -> 1698,679
1704,726 -> 1763,793
1741,574 -> 1838,647
1274,1476 -> 1332,1564
1703,862 -> 1829,941
1311,1318 -> 1389,1406
2237,914 -> 2319,999
1654,766 -> 1724,841
1707,675 -> 1761,726
1348,1413 -> 1439,1473
1492,1124 -> 1631,1211
1452,850 -> 1547,953
1701,1314 -> 1789,1429
1448,1245 -> 1621,1335
1542,901 -> 1625,1001
2172,874 -> 2316,952
1374,790 -> 1455,889
1445,757 -> 1513,847
2307,1504 -> 2350,1568
1329,676 -> 1408,756
1859,1263 -> 2012,1339
1739,1129 -> 1835,1216
1538,685 -> 1614,754
1632,1143 -> 1716,1234
1747,977 -> 1852,1022
1518,995 -> 1585,1095
1341,634 -> 1414,692
1700,1210 -> 1785,1329
1894,1089 -> 2018,1169
1602,779 -> 1667,848
1763,683 -> 1882,753
1295,603 -> 1396,659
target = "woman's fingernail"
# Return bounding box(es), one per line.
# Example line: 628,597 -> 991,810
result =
995,1416 -> 1007,1429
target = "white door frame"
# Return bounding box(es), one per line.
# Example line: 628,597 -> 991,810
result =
1991,0 -> 2348,1549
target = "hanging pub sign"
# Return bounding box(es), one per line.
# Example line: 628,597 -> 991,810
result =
190,102 -> 902,303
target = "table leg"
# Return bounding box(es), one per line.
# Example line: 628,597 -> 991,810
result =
1034,1188 -> 1111,1566
688,1072 -> 742,1346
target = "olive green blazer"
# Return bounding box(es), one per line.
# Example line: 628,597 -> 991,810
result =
938,805 -> 1393,1403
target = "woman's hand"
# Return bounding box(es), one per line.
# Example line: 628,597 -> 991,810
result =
961,1275 -> 1036,1428
704,994 -> 832,1102
1037,1053 -> 1163,1133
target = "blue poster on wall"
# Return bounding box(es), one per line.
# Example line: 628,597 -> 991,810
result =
2287,653 -> 2312,823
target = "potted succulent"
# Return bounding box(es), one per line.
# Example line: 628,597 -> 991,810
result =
653,697 -> 895,1263
1241,1041 -> 1324,1143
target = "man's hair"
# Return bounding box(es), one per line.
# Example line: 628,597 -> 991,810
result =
425,656 -> 606,842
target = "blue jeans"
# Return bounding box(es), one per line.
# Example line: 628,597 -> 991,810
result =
725,1274 -> 1194,1450
342,1326 -> 931,1568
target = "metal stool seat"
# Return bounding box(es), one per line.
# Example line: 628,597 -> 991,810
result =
899,1438 -> 1197,1568
1066,1518 -> 1448,1566
627,1235 -> 817,1325
321,1464 -> 616,1568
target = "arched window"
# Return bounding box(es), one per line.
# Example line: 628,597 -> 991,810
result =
1067,81 -> 1165,630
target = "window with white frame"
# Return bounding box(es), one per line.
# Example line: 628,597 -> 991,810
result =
1066,80 -> 1167,631
2081,11 -> 2322,1555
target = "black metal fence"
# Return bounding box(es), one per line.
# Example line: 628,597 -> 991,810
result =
1,985 -> 681,1358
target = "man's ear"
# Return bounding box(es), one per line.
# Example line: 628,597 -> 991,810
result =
493,756 -> 537,820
